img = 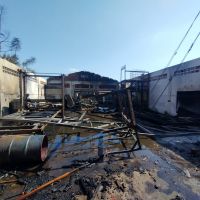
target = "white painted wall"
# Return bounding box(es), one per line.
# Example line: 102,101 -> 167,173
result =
26,76 -> 46,99
0,59 -> 21,116
149,58 -> 200,116
0,59 -> 47,116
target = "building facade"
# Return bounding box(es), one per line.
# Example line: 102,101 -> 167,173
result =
149,58 -> 200,116
26,74 -> 46,100
45,71 -> 119,100
124,58 -> 200,116
0,58 -> 46,116
0,59 -> 21,116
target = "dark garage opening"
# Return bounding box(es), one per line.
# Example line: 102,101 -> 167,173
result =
177,91 -> 200,116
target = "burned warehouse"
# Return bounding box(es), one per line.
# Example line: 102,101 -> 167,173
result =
122,57 -> 200,116
0,2 -> 200,199
45,71 -> 119,100
0,57 -> 200,200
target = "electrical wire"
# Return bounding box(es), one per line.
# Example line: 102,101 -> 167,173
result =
150,10 -> 200,93
152,31 -> 200,108
180,31 -> 200,63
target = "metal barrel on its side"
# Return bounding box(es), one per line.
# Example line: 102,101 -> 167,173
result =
0,134 -> 48,165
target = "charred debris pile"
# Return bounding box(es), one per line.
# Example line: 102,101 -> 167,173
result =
0,88 -> 143,199
0,87 -> 200,199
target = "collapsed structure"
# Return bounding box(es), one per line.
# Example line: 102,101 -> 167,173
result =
0,58 -> 200,200
1,57 -> 200,117
123,57 -> 200,116
0,60 -> 119,116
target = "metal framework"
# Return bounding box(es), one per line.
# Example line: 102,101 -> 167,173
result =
19,71 -> 66,120
120,65 -> 148,83
103,89 -> 142,156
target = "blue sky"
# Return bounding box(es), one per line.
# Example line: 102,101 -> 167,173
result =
1,0 -> 200,80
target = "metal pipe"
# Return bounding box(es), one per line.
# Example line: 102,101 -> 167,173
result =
62,74 -> 65,121
19,70 -> 24,111
0,134 -> 48,165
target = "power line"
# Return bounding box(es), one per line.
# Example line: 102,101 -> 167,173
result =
166,10 -> 200,67
152,31 -> 200,109
150,9 -> 200,93
180,31 -> 200,63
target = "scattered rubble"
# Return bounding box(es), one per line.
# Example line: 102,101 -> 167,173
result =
0,89 -> 200,200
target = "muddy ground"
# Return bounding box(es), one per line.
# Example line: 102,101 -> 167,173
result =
0,112 -> 200,200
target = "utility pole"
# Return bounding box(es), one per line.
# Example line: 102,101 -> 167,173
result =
120,65 -> 126,89
120,65 -> 126,82
61,74 -> 65,121
124,66 -> 126,80
19,70 -> 25,111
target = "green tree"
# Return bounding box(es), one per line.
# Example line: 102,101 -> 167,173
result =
0,5 -> 36,68
22,57 -> 36,72
22,57 -> 36,67
10,37 -> 21,55
2,54 -> 19,65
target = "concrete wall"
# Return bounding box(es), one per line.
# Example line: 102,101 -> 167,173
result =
0,58 -> 46,116
0,58 -> 21,116
149,58 -> 200,116
26,76 -> 46,100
